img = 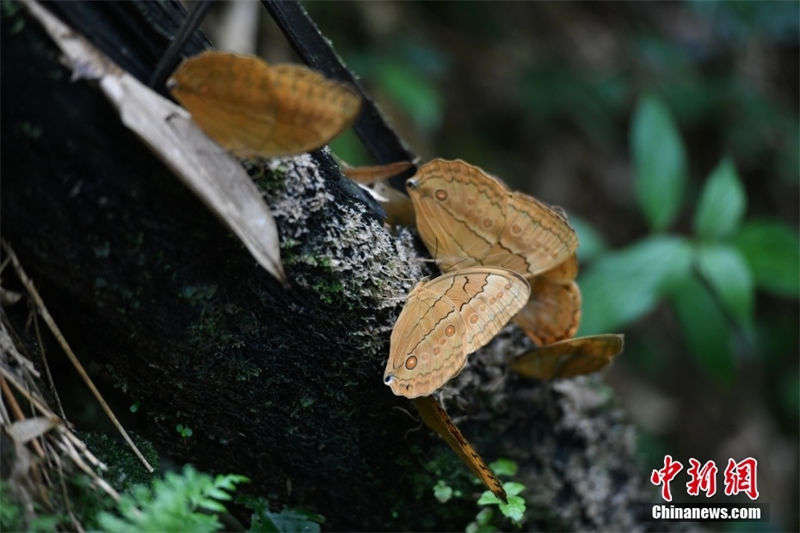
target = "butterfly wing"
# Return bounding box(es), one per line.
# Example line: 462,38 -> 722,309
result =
168,51 -> 360,158
513,279 -> 581,346
169,51 -> 279,157
385,282 -> 468,399
266,64 -> 361,156
509,334 -> 624,380
494,191 -> 579,277
407,159 -> 508,272
425,267 -> 531,353
385,268 -> 529,398
412,396 -> 508,503
407,159 -> 579,278
539,253 -> 579,284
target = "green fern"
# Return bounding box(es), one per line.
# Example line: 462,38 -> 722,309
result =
96,465 -> 248,533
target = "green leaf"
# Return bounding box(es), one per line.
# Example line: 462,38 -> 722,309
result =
733,219 -> 800,298
694,243 -> 754,325
568,215 -> 608,262
433,480 -> 453,503
693,157 -> 747,240
477,491 -> 502,506
249,505 -> 324,533
669,274 -> 734,383
206,487 -> 232,501
198,500 -> 227,513
631,94 -> 688,231
465,508 -> 496,533
578,235 -> 693,334
264,509 -> 323,533
502,482 -> 525,497
488,458 -> 517,477
498,495 -> 526,522
465,522 -> 495,533
475,507 -> 493,526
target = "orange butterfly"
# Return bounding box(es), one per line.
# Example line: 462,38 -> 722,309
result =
406,158 -> 578,278
168,51 -> 361,158
385,267 -> 530,398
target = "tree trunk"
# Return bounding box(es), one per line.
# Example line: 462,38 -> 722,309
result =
1,2 -> 648,530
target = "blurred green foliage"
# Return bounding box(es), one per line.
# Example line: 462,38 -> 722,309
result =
96,465 -> 247,533
579,93 -> 798,385
631,95 -> 688,232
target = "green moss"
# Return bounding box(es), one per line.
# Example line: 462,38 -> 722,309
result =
300,395 -> 315,408
234,362 -> 262,382
280,237 -> 301,252
248,161 -> 287,195
310,279 -> 348,307
80,432 -> 160,491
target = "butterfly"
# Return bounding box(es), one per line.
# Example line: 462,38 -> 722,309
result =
406,158 -> 578,278
406,158 -> 582,344
168,51 -> 361,158
385,267 -> 530,398
509,334 -> 624,380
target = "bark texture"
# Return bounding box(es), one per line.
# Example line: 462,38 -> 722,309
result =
1,2 -> 648,530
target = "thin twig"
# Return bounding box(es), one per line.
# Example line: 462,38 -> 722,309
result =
2,240 -> 154,473
0,374 -> 46,458
62,430 -> 107,472
0,365 -> 53,418
56,435 -> 120,501
33,316 -> 66,420
54,455 -> 85,533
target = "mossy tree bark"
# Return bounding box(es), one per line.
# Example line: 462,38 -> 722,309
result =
1,2 -> 648,530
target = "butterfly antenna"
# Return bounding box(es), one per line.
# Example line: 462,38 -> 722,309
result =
391,406 -> 423,438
